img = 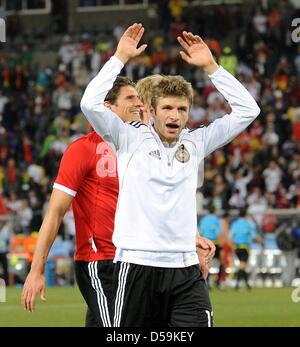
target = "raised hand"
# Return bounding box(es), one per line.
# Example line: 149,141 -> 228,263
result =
177,31 -> 219,75
114,23 -> 147,64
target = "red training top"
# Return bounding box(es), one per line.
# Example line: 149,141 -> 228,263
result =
54,131 -> 118,261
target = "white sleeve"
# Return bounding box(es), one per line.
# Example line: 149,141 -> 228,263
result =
80,56 -> 133,151
191,66 -> 260,157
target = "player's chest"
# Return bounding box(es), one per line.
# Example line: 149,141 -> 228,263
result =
126,137 -> 199,180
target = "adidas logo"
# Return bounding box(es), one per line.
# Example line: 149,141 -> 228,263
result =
149,149 -> 161,159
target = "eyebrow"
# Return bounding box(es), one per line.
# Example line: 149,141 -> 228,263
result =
162,104 -> 188,110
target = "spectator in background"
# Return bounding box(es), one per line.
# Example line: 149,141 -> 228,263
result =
252,5 -> 267,38
219,46 -> 238,76
187,92 -> 206,128
243,74 -> 261,102
227,167 -> 253,199
0,90 -> 8,118
247,190 -> 268,232
229,188 -> 246,209
17,200 -> 33,234
263,161 -> 282,194
262,126 -> 279,146
211,174 -> 230,211
6,191 -> 21,214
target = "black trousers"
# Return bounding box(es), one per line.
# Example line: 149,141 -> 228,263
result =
112,262 -> 213,327
74,260 -> 114,327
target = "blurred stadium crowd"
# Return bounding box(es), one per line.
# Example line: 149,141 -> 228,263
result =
0,0 -> 300,286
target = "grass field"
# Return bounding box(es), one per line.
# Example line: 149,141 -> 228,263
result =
0,286 -> 299,327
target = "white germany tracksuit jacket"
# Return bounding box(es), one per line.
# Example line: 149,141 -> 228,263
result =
81,56 -> 260,268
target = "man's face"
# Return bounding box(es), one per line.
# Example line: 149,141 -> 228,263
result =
105,85 -> 143,122
153,96 -> 189,143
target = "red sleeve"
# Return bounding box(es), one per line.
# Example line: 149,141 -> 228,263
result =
54,138 -> 92,196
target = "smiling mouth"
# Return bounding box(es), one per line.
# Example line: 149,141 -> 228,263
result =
131,110 -> 141,115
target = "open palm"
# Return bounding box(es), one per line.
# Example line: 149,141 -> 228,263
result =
177,31 -> 216,69
115,23 -> 147,64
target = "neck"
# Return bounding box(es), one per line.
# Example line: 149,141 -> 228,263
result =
162,141 -> 176,148
153,124 -> 178,147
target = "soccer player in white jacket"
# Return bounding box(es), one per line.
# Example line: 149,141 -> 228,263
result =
81,23 -> 260,327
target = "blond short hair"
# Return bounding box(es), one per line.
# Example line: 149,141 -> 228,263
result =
136,74 -> 163,106
151,75 -> 194,110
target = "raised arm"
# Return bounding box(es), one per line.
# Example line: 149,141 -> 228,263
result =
80,23 -> 147,150
177,32 -> 260,157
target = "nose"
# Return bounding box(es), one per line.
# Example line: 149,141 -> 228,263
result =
133,96 -> 144,109
170,111 -> 180,121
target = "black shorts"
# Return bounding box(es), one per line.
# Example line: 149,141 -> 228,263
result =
74,260 -> 114,327
235,248 -> 249,262
112,262 -> 213,327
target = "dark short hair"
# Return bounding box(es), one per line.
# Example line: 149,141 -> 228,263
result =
105,76 -> 136,105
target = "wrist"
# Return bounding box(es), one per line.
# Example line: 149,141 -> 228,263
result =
30,259 -> 46,274
114,51 -> 129,65
203,61 -> 219,75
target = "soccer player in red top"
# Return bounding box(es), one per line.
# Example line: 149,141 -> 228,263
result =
21,76 -> 144,327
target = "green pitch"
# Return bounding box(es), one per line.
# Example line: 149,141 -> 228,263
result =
0,287 -> 299,327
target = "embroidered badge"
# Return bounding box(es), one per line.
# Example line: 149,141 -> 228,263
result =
175,144 -> 190,163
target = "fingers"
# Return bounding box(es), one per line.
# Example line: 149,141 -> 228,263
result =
21,287 -> 27,309
177,36 -> 190,52
179,51 -> 192,64
183,31 -> 196,46
207,244 -> 216,258
22,287 -> 32,312
124,23 -> 143,40
134,25 -> 144,42
206,249 -> 215,259
29,294 -> 36,312
137,44 -> 148,55
195,35 -> 205,44
199,261 -> 209,280
203,239 -> 216,258
122,24 -> 136,37
178,31 -> 205,47
205,256 -> 213,266
41,287 -> 46,302
132,23 -> 143,40
22,286 -> 39,312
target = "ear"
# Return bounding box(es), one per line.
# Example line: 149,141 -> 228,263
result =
151,106 -> 157,117
104,101 -> 112,110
